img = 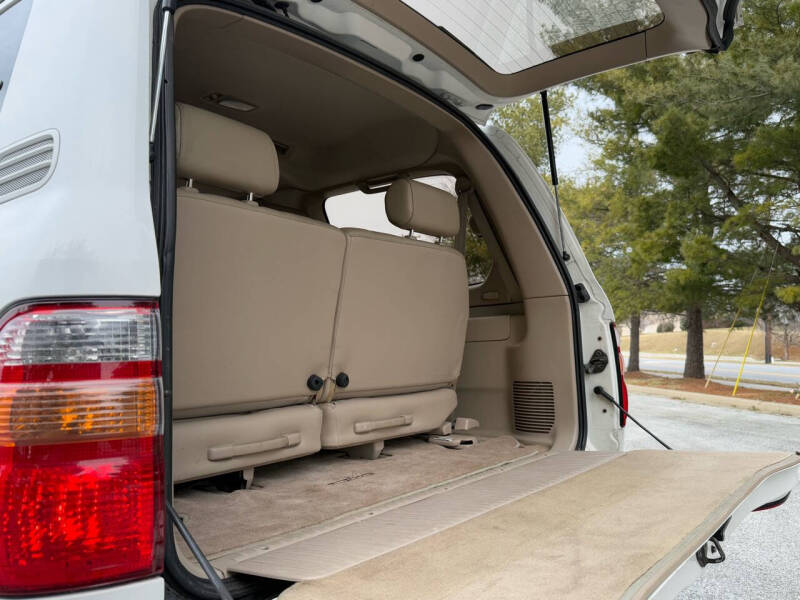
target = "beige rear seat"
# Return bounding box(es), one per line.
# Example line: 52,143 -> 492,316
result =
171,106 -> 468,477
172,103 -> 340,482
321,179 -> 468,450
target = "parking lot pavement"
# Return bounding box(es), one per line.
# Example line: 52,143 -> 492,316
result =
624,393 -> 800,600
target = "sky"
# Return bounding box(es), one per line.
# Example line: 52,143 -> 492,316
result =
550,86 -> 609,183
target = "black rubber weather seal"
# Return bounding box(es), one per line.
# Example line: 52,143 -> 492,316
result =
158,1 -> 590,594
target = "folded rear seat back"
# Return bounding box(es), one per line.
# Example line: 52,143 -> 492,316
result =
321,179 -> 469,449
172,103 -> 341,482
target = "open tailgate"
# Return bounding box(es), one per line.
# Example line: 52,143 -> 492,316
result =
286,0 -> 741,121
230,450 -> 800,600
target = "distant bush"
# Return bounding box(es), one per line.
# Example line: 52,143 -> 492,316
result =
656,321 -> 675,333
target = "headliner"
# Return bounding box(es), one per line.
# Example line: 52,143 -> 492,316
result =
174,6 -> 443,192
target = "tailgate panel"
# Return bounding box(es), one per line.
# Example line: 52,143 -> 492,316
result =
228,452 -> 618,581
274,450 -> 798,600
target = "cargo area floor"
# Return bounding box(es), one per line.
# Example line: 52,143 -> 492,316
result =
227,450 -> 797,600
173,434 -> 542,558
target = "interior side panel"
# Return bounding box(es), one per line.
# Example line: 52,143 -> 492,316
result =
457,315 -> 521,436
458,295 -> 577,450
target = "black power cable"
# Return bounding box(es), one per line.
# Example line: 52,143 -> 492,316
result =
167,503 -> 234,600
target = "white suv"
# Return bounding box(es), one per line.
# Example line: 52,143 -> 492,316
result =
0,1 -> 797,599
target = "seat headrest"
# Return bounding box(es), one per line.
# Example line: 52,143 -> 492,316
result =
176,103 -> 279,197
385,179 -> 459,237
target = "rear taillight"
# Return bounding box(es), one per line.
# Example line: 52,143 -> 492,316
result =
0,301 -> 164,595
610,323 -> 628,427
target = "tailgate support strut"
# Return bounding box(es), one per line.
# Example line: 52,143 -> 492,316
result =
594,386 -> 672,450
540,90 -> 569,261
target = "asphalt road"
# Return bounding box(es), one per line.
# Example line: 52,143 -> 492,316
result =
624,393 -> 800,599
631,355 -> 800,390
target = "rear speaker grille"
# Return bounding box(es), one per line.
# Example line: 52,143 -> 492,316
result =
513,381 -> 555,434
0,131 -> 58,203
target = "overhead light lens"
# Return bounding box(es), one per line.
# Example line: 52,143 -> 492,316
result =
203,93 -> 257,112
218,98 -> 256,112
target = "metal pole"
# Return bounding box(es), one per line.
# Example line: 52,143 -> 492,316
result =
706,305 -> 741,388
733,246 -> 778,396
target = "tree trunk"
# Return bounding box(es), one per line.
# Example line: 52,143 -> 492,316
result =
627,313 -> 641,373
764,317 -> 772,364
784,327 -> 791,361
683,306 -> 705,379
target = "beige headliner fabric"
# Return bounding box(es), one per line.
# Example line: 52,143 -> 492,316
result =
385,178 -> 459,237
176,102 -> 279,196
330,228 -> 468,398
173,189 -> 345,418
279,451 -> 797,600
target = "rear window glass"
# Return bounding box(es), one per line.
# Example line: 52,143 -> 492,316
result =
0,0 -> 33,110
401,0 -> 663,74
325,175 -> 456,244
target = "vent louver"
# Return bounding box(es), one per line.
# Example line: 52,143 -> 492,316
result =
0,130 -> 58,204
512,381 -> 555,434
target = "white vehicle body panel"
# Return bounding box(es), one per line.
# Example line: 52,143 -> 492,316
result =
0,578 -> 164,600
486,125 -> 624,452
0,0 -> 160,311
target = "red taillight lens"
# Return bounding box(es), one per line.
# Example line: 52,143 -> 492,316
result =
610,323 -> 628,427
0,302 -> 164,595
617,347 -> 628,427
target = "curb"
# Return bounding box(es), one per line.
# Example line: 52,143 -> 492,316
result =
638,369 -> 794,391
627,384 -> 800,418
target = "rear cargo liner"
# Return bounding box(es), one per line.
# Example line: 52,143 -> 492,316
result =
227,451 -> 618,581
258,450 -> 799,600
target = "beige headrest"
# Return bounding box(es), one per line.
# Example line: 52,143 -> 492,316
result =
385,179 -> 459,237
176,103 -> 279,196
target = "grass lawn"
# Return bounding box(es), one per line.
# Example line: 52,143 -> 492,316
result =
620,328 -> 800,362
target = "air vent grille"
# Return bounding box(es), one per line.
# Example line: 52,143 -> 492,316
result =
0,131 -> 58,203
512,381 -> 555,434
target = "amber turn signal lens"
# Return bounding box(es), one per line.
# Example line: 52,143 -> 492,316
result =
0,378 -> 160,446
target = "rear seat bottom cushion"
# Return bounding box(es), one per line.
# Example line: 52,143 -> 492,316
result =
173,404 -> 322,483
320,389 -> 457,449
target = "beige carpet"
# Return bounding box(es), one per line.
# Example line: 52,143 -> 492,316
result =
278,451 -> 797,600
174,435 -> 540,557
